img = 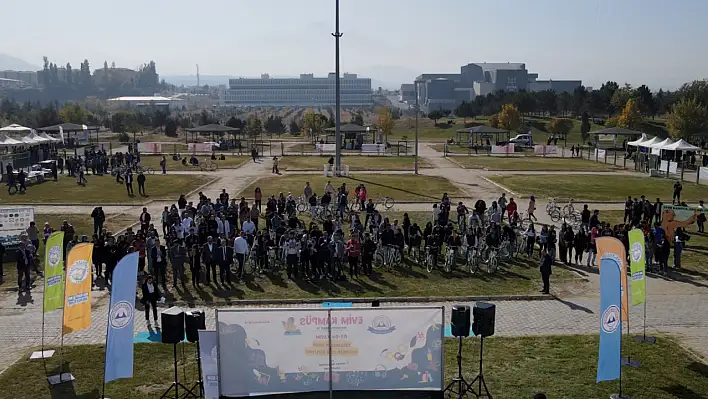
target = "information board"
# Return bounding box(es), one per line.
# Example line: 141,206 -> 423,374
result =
0,207 -> 34,246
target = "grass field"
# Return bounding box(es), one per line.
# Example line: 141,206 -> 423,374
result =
0,174 -> 211,204
0,213 -> 135,292
280,156 -> 430,171
138,155 -> 248,171
449,156 -> 617,171
597,210 -> 708,277
3,335 -> 704,399
488,175 -> 708,203
237,174 -> 465,202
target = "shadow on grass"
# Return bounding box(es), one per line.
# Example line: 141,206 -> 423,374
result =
47,362 -> 100,399
660,384 -> 705,399
346,176 -> 440,201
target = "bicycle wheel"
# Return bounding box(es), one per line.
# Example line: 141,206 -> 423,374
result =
562,205 -> 574,215
210,162 -> 219,171
146,167 -> 155,175
487,256 -> 499,274
426,253 -> 435,273
384,197 -> 394,210
373,253 -> 384,269
550,209 -> 561,222
199,164 -> 207,172
297,203 -> 307,214
392,250 -> 402,268
468,252 -> 480,274
246,255 -> 258,274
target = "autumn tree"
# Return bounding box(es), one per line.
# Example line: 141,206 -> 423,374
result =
489,114 -> 500,128
616,98 -> 644,130
427,110 -> 443,125
301,110 -> 328,137
496,104 -> 522,132
667,97 -> 708,140
376,106 -> 396,143
611,84 -> 634,111
547,118 -> 574,138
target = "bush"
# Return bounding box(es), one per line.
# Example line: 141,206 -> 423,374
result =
117,132 -> 130,143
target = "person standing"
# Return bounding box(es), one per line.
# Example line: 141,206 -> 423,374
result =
16,242 -> 32,292
345,234 -> 361,279
361,233 -> 376,276
189,243 -> 202,289
91,206 -> 105,235
272,157 -> 280,174
217,239 -> 233,285
169,239 -> 187,288
527,195 -> 537,221
160,155 -> 167,174
161,206 -> 170,237
125,170 -> 134,196
672,181 -> 683,205
140,275 -> 161,328
137,171 -> 147,196
151,239 -> 168,289
0,240 -> 5,281
233,232 -> 249,282
202,236 -> 217,285
540,249 -> 552,294
284,232 -> 300,279
139,208 -> 151,233
26,222 -> 40,255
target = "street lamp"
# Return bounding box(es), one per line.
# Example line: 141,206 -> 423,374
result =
332,0 -> 343,175
414,80 -> 424,174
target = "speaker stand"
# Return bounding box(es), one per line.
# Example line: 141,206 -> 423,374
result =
189,340 -> 204,398
469,336 -> 492,399
443,336 -> 473,399
160,343 -> 197,399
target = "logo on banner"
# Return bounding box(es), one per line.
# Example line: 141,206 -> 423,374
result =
368,316 -> 396,334
110,301 -> 134,329
601,305 -> 620,333
630,242 -> 643,263
282,317 -> 301,335
68,260 -> 90,284
48,246 -> 62,268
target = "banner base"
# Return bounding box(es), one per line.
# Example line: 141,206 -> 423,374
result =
610,395 -> 631,399
48,373 -> 75,385
635,335 -> 656,344
29,350 -> 55,360
621,356 -> 641,368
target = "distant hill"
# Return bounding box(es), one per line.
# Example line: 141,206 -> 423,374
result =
0,54 -> 39,71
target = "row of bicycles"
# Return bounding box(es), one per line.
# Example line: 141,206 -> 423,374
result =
294,194 -> 396,221
546,199 -> 582,229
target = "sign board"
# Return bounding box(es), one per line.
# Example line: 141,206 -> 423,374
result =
700,167 -> 708,182
659,160 -> 678,174
0,207 -> 34,246
188,143 -> 213,153
491,144 -> 514,154
534,145 -> 558,156
361,144 -> 385,154
216,307 -> 444,397
316,144 -> 337,153
138,142 -> 162,153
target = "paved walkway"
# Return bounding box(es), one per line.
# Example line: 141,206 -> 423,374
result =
2,145 -> 707,374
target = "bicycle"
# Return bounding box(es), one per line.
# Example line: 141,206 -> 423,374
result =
444,247 -> 456,273
374,195 -> 395,210
464,245 -> 480,274
486,247 -> 500,274
546,198 -> 559,215
562,200 -> 575,215
135,165 -> 155,175
424,246 -> 438,273
200,161 -> 219,172
374,244 -> 401,271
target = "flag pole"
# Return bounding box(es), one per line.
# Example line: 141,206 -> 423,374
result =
101,302 -> 110,399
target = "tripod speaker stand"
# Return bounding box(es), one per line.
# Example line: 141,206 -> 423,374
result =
160,307 -> 197,399
443,335 -> 474,399
469,336 -> 492,399
160,343 -> 197,399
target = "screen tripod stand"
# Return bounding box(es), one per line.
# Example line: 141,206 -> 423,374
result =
160,343 -> 197,399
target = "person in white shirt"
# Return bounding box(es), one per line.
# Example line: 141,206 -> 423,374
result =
233,232 -> 250,281
468,211 -> 480,230
325,181 -> 335,195
432,204 -> 441,225
304,182 -> 313,199
181,215 -> 193,233
242,218 -> 256,235
284,232 -> 301,279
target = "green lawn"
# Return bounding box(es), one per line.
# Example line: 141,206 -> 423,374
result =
4,335 -> 705,399
597,210 -> 708,277
0,174 -> 211,204
237,174 -> 466,202
488,175 -> 708,203
0,213 -> 135,292
139,155 -> 248,171
449,156 -> 617,171
280,156 -> 430,171
289,143 -> 414,155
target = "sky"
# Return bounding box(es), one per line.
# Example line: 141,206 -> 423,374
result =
3,0 -> 708,89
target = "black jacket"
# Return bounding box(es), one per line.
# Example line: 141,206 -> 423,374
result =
140,282 -> 161,303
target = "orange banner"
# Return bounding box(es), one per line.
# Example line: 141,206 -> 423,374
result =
596,237 -> 628,323
63,243 -> 94,334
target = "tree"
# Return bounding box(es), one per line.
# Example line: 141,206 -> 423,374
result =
65,63 -> 73,85
489,114 -> 500,128
455,101 -> 477,123
265,115 -> 286,135
634,85 -> 654,116
496,104 -> 522,132
571,86 -> 588,116
59,103 -> 88,124
289,120 -> 301,134
165,117 -> 179,137
226,116 -> 245,131
245,115 -> 262,137
350,111 -> 364,126
616,98 -> 644,130
667,97 -> 708,140
536,90 -> 557,116
376,106 -> 396,143
427,110 -> 443,125
547,118 -> 574,138
580,111 -> 591,143
301,110 -> 328,136
611,84 -> 634,111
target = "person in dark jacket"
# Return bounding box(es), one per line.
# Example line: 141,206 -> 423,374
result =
361,233 -> 376,276
140,275 -> 161,328
215,238 -> 234,285
190,244 -> 202,288
202,236 -> 217,284
91,206 -> 105,235
125,170 -> 134,196
137,171 -> 147,196
16,242 -> 32,291
540,249 -> 553,294
150,239 -> 168,289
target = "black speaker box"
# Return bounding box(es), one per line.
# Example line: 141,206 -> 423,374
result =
472,302 -> 495,337
185,310 -> 206,343
161,306 -> 185,344
450,304 -> 471,337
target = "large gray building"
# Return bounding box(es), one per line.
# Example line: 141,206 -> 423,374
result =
403,63 -> 581,111
224,73 -> 372,107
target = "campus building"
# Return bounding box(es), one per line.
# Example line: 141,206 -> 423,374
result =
223,73 -> 373,107
0,70 -> 38,86
404,62 -> 581,111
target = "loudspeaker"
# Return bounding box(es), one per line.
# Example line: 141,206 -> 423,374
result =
185,310 -> 206,343
371,300 -> 380,308
451,305 -> 471,337
472,302 -> 496,337
161,306 -> 185,344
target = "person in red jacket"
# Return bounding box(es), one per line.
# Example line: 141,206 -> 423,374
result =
345,235 -> 361,279
506,198 -> 518,224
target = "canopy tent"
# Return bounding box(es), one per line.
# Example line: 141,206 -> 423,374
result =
650,138 -> 675,149
39,132 -> 61,142
0,124 -> 31,134
662,139 -> 701,151
640,136 -> 663,148
0,134 -> 23,147
627,133 -> 649,146
18,136 -> 40,145
24,131 -> 50,143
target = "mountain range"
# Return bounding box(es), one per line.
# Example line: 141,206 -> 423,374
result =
0,54 -> 418,89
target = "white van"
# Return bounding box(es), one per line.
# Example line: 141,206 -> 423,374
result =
509,134 -> 533,147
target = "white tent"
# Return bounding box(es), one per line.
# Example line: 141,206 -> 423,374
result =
0,134 -> 23,147
0,124 -> 31,133
641,136 -> 663,148
627,133 -> 650,146
663,139 -> 701,151
39,132 -> 60,142
651,138 -> 675,149
18,136 -> 40,145
24,131 -> 50,143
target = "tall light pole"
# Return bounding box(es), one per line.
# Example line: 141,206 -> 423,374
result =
332,0 -> 343,175
414,80 -> 423,174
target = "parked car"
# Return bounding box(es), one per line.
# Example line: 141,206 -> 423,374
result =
509,134 -> 533,147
